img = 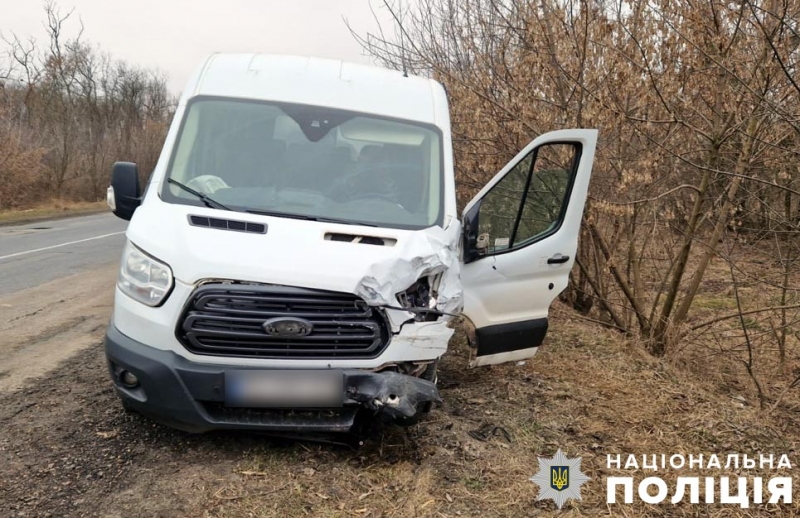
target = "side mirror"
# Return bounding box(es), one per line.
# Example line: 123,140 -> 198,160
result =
462,200 -> 483,264
108,162 -> 141,221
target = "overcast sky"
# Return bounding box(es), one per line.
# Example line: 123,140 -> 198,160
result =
1,0 -> 396,93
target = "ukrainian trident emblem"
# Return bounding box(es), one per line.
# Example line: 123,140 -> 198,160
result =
551,466 -> 569,491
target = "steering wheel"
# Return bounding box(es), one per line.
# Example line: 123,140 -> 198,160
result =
347,191 -> 406,207
327,163 -> 418,203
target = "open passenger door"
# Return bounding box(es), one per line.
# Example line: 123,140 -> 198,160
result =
460,129 -> 598,367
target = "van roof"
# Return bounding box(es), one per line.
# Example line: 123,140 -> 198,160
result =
186,53 -> 445,125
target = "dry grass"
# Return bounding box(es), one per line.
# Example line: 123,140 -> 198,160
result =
193,307 -> 800,517
670,242 -> 800,412
0,199 -> 107,225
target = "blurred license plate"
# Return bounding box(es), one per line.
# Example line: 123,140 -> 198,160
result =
225,370 -> 343,408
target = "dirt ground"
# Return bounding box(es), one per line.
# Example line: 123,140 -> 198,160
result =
0,268 -> 117,394
1,270 -> 799,517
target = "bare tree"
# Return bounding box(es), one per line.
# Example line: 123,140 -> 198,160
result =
0,1 -> 173,208
357,0 -> 800,404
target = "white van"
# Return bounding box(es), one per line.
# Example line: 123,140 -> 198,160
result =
105,53 -> 597,434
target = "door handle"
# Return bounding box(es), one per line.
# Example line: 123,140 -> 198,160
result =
547,254 -> 570,265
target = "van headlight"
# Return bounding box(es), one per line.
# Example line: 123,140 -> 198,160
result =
118,241 -> 174,306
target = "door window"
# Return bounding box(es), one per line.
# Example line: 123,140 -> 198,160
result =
476,154 -> 532,253
476,143 -> 578,254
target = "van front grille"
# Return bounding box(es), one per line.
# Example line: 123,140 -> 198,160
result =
177,283 -> 390,359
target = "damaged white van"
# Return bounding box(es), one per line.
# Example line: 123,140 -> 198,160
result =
105,53 -> 597,435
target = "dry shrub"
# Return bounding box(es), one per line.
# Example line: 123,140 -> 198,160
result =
357,0 -> 800,409
0,111 -> 45,208
0,2 -> 172,210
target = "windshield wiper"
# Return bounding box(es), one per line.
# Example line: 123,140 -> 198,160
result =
244,209 -> 316,220
167,178 -> 232,211
244,209 -> 377,227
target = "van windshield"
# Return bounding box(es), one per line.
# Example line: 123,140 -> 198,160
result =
161,98 -> 444,229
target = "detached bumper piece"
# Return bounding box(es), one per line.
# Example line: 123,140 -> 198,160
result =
346,371 -> 441,419
105,325 -> 439,436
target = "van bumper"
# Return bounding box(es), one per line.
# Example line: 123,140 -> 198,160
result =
104,324 -> 440,434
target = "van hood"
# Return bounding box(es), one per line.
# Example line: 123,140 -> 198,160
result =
126,200 -> 463,314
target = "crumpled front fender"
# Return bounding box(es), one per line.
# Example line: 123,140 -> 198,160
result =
355,221 -> 464,316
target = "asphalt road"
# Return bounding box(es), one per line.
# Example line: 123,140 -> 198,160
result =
0,212 -> 128,296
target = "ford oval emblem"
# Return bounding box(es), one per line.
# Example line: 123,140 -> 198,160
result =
262,317 -> 313,338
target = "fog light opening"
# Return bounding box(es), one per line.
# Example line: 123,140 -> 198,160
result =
120,370 -> 139,388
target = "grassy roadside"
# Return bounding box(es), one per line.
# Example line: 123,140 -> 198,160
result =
196,308 -> 798,517
0,303 -> 797,517
0,200 -> 108,226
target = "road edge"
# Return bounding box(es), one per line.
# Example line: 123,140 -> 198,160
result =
0,207 -> 109,227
